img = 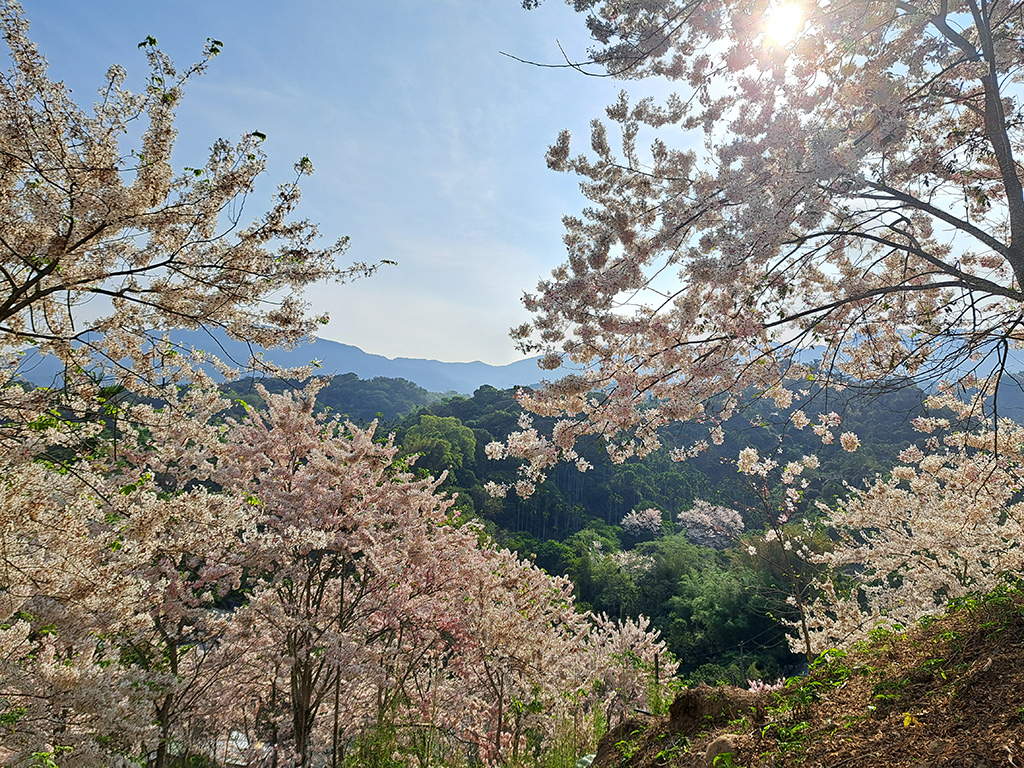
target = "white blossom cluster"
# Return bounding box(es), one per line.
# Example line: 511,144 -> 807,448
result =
620,506 -> 664,535
676,499 -> 745,549
800,391 -> 1024,653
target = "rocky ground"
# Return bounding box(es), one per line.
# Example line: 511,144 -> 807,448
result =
593,584 -> 1024,768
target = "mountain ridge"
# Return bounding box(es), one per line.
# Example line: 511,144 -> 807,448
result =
15,329 -> 546,395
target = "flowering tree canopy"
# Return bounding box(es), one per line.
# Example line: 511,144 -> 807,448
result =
0,0 -> 374,396
0,382 -> 678,768
620,506 -> 664,535
676,499 -> 744,549
510,0 -> 1024,476
801,391 -> 1024,652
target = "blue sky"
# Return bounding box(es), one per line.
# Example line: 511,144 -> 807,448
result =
16,0 -> 630,365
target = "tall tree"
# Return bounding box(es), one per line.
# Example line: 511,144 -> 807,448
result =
507,0 -> 1024,481
0,0 -> 376,457
0,4 -> 374,764
209,384 -> 468,768
402,413 -> 477,473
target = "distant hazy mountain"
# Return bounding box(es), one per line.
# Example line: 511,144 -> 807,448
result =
266,335 -> 545,393
17,329 -> 546,395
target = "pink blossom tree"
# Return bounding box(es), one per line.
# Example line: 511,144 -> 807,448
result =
197,384 -> 676,767
200,384 -> 462,767
0,6 -> 381,759
0,0 -> 371,360
0,451 -> 254,768
423,544 -> 675,765
0,462 -> 149,766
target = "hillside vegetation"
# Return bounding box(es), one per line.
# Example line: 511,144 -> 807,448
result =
593,583 -> 1024,768
233,375 -> 980,688
222,373 -> 452,423
387,382 -> 933,680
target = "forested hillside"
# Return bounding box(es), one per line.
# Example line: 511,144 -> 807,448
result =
222,373 -> 453,423
214,372 -> 956,684
376,381 -> 929,681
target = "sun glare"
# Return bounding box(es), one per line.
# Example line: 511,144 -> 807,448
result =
766,3 -> 803,45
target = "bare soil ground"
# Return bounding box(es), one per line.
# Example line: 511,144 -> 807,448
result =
593,585 -> 1024,768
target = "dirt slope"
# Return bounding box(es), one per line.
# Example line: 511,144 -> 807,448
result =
595,584 -> 1024,768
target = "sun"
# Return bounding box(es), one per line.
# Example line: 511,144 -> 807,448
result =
765,3 -> 804,45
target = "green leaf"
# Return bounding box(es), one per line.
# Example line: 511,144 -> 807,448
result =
0,706 -> 27,727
